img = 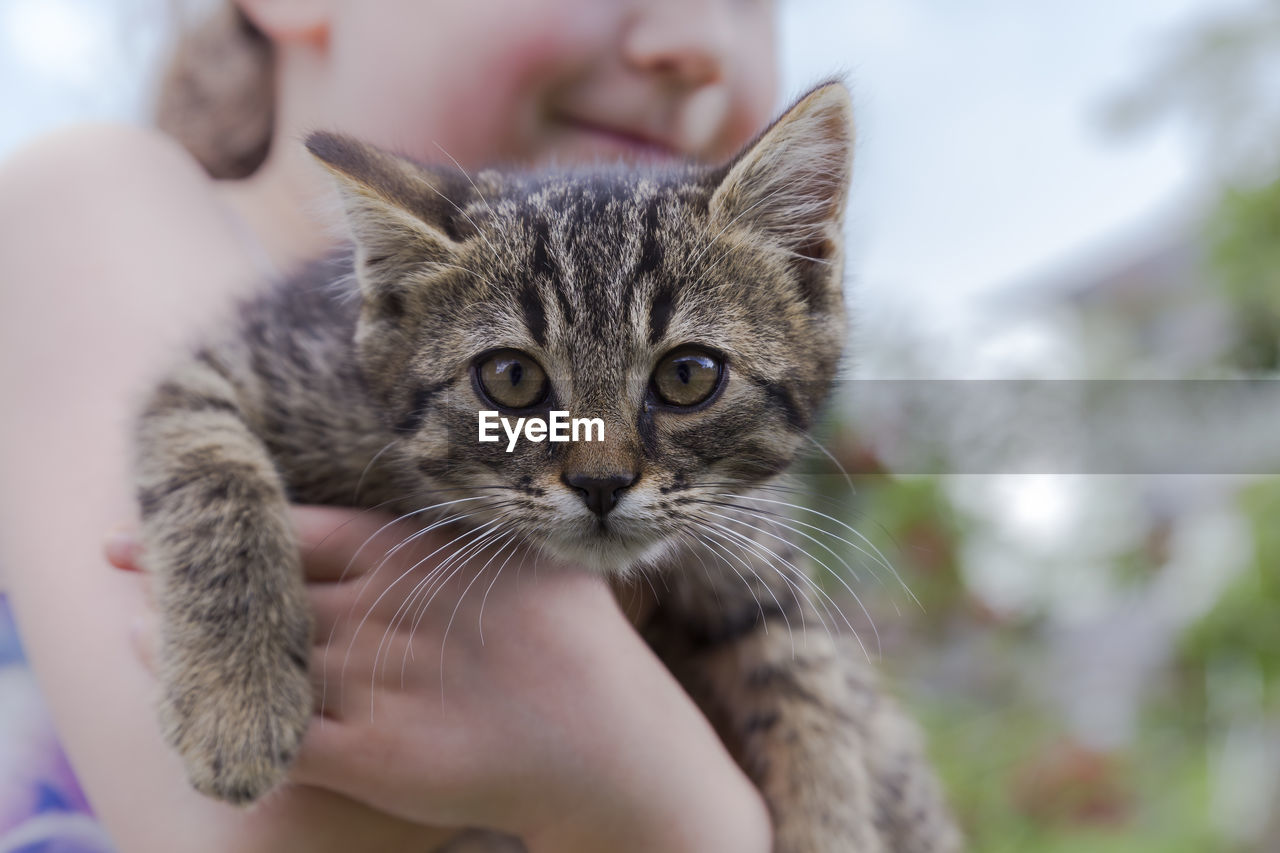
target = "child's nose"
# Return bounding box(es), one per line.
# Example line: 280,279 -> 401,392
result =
621,0 -> 732,89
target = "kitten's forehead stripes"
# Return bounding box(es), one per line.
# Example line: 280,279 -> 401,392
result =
648,284 -> 675,346
485,174 -> 710,373
530,218 -> 558,281
518,280 -> 548,348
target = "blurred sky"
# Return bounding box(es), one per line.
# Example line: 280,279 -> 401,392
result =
0,0 -> 1252,372
782,0 -> 1235,316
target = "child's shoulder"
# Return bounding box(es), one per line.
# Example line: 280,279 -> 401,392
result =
0,122 -> 217,215
0,123 -> 255,308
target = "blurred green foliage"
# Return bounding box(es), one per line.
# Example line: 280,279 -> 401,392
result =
1182,479 -> 1280,710
1210,178 -> 1280,370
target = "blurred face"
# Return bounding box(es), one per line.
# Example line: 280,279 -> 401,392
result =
322,0 -> 778,169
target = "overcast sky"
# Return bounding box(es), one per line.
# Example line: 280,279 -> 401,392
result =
782,0 -> 1250,311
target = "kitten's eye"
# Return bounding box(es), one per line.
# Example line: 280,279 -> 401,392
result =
474,349 -> 549,410
652,347 -> 724,409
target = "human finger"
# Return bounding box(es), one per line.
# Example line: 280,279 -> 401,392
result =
292,505 -> 434,583
104,525 -> 143,571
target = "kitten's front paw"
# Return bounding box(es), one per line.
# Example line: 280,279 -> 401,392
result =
159,634 -> 313,804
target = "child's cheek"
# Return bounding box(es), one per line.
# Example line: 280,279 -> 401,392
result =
435,23 -> 609,165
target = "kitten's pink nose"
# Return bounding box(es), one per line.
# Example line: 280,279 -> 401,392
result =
563,472 -> 638,519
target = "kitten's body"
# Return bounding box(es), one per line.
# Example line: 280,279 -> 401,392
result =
135,84 -> 961,852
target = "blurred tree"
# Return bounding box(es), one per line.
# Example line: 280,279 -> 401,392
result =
1209,178 -> 1280,370
1110,0 -> 1280,372
1108,0 -> 1280,180
1182,480 -> 1280,710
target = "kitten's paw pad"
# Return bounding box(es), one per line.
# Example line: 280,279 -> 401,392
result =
160,660 -> 312,804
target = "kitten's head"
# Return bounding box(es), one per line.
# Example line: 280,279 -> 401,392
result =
308,83 -> 854,572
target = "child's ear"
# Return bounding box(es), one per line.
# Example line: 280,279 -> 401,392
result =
708,81 -> 855,286
306,132 -> 473,306
237,0 -> 329,44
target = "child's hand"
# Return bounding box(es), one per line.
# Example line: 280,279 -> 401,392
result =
108,505 -> 771,853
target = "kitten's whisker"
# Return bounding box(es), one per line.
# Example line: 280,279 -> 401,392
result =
696,494 -> 903,623
393,528 -> 495,672
367,521 -> 510,719
703,516 -> 865,659
363,497 -> 521,589
413,177 -> 504,262
407,515 -> 518,632
425,261 -> 500,288
478,528 -> 535,644
656,566 -> 670,592
712,493 -> 919,610
342,501 -> 515,660
342,515 -> 501,717
686,529 -> 735,578
423,524 -> 519,652
685,529 -> 755,616
706,525 -> 814,645
685,182 -> 793,273
801,433 -> 857,496
697,516 -> 832,637
400,512 -> 521,649
703,523 -> 816,648
725,495 -> 907,620
323,496 -> 511,716
706,499 -> 885,625
308,486 -> 500,574
702,510 -> 876,657
352,440 -> 398,502
688,521 -> 792,654
379,517 -> 510,683
694,481 -> 864,519
397,519 -> 518,704
339,494 -> 510,591
695,498 -> 871,585
638,565 -> 664,607
689,522 -> 769,628
360,527 -> 488,724
432,139 -> 498,222
363,519 -> 496,690
675,531 -> 725,612
696,519 -> 829,647
428,529 -> 520,694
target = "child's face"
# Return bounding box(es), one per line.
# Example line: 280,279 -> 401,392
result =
323,0 -> 778,169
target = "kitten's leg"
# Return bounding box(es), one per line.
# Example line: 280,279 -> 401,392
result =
134,358 -> 312,804
650,543 -> 962,853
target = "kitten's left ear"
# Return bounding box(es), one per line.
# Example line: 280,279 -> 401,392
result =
708,81 -> 854,286
306,132 -> 471,303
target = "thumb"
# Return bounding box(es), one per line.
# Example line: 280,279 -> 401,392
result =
104,526 -> 143,571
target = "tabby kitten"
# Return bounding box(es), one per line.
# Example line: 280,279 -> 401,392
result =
134,82 -> 961,852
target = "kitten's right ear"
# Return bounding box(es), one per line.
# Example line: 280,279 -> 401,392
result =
306,132 -> 469,299
706,82 -> 854,309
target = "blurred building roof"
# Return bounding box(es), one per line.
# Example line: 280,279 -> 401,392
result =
1014,208 -> 1233,374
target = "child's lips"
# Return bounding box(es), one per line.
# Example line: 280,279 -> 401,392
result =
557,115 -> 682,163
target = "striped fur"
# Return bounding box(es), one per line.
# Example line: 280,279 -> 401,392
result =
134,83 -> 960,850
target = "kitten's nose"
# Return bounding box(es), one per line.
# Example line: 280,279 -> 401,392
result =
563,472 -> 638,518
